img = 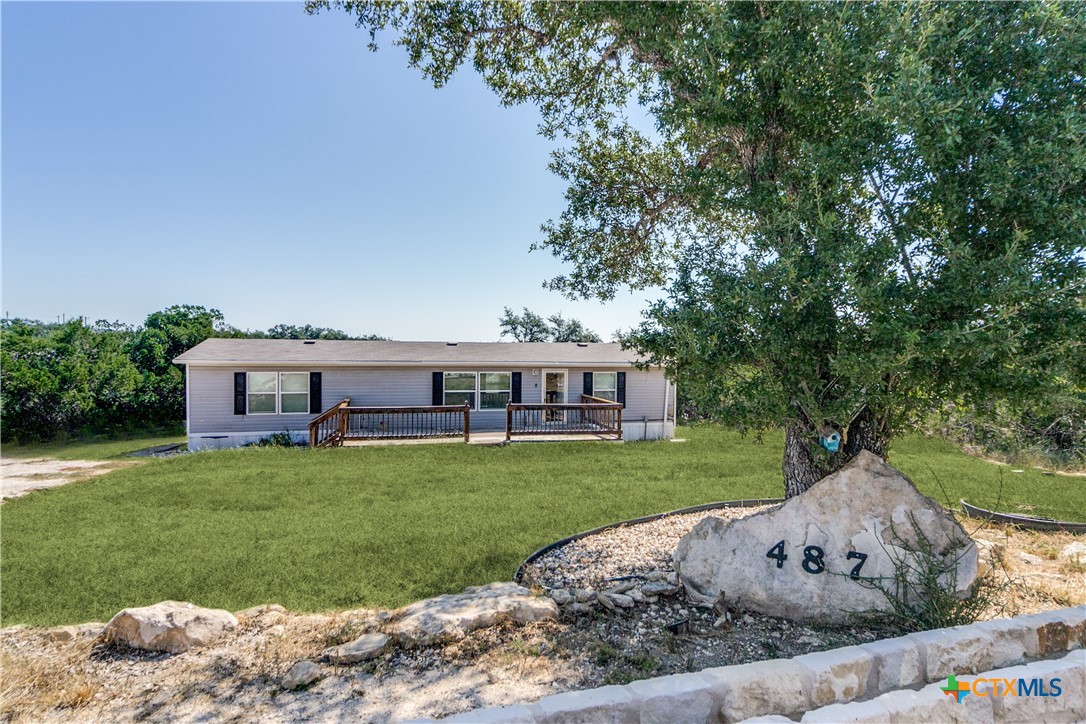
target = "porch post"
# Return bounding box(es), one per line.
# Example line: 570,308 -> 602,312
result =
337,405 -> 348,446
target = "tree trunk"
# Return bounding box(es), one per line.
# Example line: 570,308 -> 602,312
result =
841,405 -> 890,460
782,407 -> 891,499
783,427 -> 839,499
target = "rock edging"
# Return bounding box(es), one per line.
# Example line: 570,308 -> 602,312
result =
322,582 -> 558,663
426,605 -> 1084,723
101,601 -> 238,654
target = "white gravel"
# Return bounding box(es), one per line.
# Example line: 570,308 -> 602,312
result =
521,505 -> 772,591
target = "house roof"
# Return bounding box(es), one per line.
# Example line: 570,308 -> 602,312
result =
174,339 -> 651,367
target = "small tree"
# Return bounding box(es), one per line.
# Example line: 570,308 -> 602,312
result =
498,307 -> 552,342
263,323 -> 387,340
548,313 -> 603,343
498,307 -> 602,342
313,1 -> 1086,496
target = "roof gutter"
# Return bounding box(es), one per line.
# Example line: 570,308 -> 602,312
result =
173,359 -> 655,368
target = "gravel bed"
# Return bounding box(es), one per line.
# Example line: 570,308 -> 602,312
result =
518,505 -> 897,691
520,506 -> 771,591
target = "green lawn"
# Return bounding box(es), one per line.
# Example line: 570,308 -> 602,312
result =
2,427 -> 1082,627
2,432 -> 186,460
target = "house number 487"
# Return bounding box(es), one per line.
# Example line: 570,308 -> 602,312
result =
765,540 -> 869,579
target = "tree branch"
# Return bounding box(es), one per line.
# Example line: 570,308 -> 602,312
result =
464,22 -> 548,47
867,170 -> 917,286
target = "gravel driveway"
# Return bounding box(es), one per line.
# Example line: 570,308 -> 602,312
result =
1,457 -> 132,502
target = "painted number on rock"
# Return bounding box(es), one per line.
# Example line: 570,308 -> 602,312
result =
846,551 -> 869,579
766,540 -> 788,568
802,545 -> 826,574
765,542 -> 869,578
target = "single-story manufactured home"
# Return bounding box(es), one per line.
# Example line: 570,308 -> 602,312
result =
174,339 -> 677,450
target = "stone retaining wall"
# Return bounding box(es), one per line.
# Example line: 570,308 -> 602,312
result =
431,605 -> 1084,723
794,650 -> 1083,723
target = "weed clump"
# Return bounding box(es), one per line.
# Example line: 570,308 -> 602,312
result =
858,513 -> 1008,632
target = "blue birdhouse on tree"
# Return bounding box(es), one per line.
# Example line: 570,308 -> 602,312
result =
820,430 -> 841,453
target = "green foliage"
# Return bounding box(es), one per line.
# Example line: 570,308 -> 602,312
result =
498,307 -> 602,342
129,305 -> 226,424
0,307 -> 387,443
547,312 -> 603,343
1,318 -> 142,442
312,1 -> 1086,484
135,305 -> 224,374
262,324 -> 387,341
860,513 -> 1005,632
1,309 -> 221,442
246,430 -> 302,448
498,307 -> 551,342
2,426 -> 1081,627
931,386 -> 1086,471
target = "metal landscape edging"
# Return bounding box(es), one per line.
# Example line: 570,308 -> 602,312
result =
514,497 -> 784,584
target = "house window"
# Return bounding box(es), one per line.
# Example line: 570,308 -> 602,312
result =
443,372 -> 512,410
279,372 -> 309,413
443,372 -> 476,408
247,372 -> 309,414
247,372 -> 278,414
593,372 -> 618,402
479,372 -> 511,410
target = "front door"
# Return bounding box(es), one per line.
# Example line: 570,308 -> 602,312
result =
544,370 -> 567,404
544,370 -> 566,422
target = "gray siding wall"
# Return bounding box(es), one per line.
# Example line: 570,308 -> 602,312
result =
566,367 -> 670,423
186,364 -> 671,438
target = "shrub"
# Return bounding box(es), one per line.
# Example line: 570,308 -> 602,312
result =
247,431 -> 301,448
858,513 -> 1006,632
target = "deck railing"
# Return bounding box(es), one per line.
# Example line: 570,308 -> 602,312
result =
505,394 -> 622,441
309,399 -> 351,448
311,396 -> 619,447
309,401 -> 470,447
341,405 -> 470,443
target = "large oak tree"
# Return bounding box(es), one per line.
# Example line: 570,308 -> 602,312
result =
309,1 -> 1085,496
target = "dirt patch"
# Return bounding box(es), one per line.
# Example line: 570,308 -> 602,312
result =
0,514 -> 1081,723
0,457 -> 135,502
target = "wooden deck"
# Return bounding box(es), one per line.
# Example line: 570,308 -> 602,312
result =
309,397 -> 623,448
340,431 -> 621,447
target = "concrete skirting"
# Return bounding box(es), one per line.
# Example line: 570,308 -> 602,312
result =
188,431 -> 307,450
429,605 -> 1084,723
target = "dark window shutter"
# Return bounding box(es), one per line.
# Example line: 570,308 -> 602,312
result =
617,371 -> 626,407
511,372 -> 522,403
309,372 -> 322,414
583,371 -> 593,398
234,372 -> 246,415
433,371 -> 443,405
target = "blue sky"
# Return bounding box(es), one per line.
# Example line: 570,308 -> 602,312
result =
2,2 -> 660,341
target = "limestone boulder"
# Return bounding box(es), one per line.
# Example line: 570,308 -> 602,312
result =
281,660 -> 321,690
102,601 -> 238,654
549,589 -> 573,606
388,582 -> 557,646
674,451 -> 979,623
641,582 -> 680,596
322,632 -> 390,663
